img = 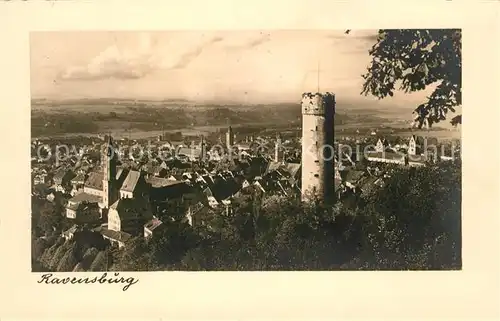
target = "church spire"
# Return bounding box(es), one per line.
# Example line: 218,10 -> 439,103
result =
102,134 -> 117,208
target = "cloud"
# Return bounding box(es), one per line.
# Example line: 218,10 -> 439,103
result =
244,35 -> 271,48
59,35 -> 224,81
60,66 -> 148,81
224,33 -> 271,50
170,36 -> 223,69
59,35 -> 158,81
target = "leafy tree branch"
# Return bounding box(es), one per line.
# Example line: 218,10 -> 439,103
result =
361,29 -> 462,128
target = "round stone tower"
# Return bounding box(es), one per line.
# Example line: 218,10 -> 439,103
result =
300,92 -> 335,203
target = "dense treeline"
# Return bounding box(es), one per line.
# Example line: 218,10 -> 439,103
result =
32,162 -> 461,271
31,231 -> 109,272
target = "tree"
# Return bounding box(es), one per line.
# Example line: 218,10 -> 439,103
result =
149,221 -> 198,267
56,243 -> 78,272
359,162 -> 461,269
72,262 -> 85,272
116,238 -> 155,271
89,250 -> 108,271
48,240 -> 73,270
38,236 -> 65,269
32,237 -> 49,262
361,29 -> 461,128
35,201 -> 65,236
80,247 -> 100,271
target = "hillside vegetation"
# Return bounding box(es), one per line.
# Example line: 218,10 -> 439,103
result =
32,162 -> 461,271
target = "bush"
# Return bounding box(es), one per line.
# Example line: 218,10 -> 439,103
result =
32,238 -> 48,262
89,251 -> 108,272
48,240 -> 74,270
72,262 -> 85,272
81,247 -> 100,271
56,244 -> 78,272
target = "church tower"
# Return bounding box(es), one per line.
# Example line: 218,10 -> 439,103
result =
200,135 -> 207,161
226,126 -> 234,150
102,135 -> 118,208
274,133 -> 284,163
300,92 -> 335,203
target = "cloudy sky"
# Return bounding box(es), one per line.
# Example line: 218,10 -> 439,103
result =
30,30 -> 430,106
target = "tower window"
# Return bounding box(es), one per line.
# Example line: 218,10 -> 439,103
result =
314,174 -> 320,178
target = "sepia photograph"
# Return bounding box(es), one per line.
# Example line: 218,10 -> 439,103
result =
30,29 -> 462,272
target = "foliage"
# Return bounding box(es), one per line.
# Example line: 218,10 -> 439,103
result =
38,237 -> 65,269
31,162 -> 461,271
359,162 -> 461,269
80,247 -> 100,271
32,201 -> 64,236
89,251 -> 108,272
48,240 -> 74,270
177,163 -> 460,270
31,226 -> 111,272
56,243 -> 79,272
148,221 -> 198,267
113,238 -> 160,271
32,237 -> 49,262
72,262 -> 85,272
86,161 -> 459,271
361,29 -> 461,128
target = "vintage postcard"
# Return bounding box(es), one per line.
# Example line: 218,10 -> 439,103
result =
29,28 -> 463,272
1,1 -> 499,320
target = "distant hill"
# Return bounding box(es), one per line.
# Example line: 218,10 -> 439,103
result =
31,96 -> 413,111
31,101 -> 367,137
30,97 -> 421,138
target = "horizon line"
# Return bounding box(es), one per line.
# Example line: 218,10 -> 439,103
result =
30,95 -> 394,106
